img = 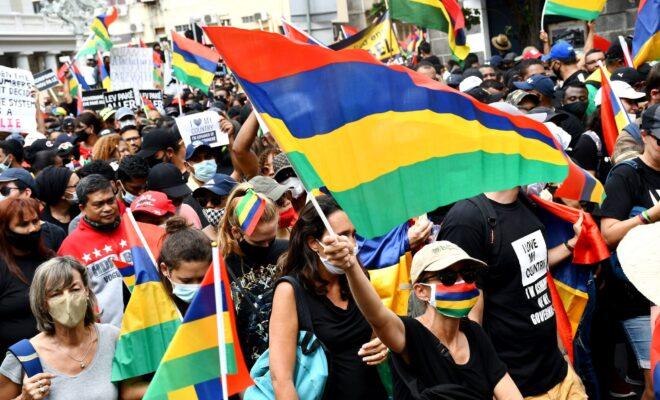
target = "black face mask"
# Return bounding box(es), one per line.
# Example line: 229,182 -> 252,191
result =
147,156 -> 163,168
239,239 -> 274,262
75,130 -> 90,142
562,102 -> 588,119
84,215 -> 121,232
7,230 -> 41,252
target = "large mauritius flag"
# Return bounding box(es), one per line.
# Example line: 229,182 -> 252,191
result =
205,27 -> 569,239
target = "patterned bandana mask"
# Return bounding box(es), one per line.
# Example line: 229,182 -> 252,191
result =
203,208 -> 225,227
424,280 -> 480,318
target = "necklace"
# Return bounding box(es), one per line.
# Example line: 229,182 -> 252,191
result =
61,326 -> 97,369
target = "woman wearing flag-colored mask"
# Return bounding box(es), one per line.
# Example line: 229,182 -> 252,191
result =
326,239 -> 523,400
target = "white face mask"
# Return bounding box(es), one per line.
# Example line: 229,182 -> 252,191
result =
282,177 -> 305,199
627,113 -> 638,123
316,240 -> 359,275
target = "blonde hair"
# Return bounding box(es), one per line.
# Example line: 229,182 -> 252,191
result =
218,182 -> 278,257
92,133 -> 121,161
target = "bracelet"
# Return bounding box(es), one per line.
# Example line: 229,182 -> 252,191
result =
564,241 -> 575,252
642,210 -> 652,224
638,214 -> 647,224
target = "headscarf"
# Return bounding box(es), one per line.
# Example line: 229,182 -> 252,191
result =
36,166 -> 73,206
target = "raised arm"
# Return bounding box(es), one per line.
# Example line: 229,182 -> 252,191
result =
230,111 -> 259,179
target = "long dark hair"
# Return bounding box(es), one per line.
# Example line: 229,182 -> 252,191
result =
0,198 -> 53,283
279,195 -> 351,299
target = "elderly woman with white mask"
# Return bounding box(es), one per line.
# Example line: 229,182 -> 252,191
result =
0,256 -> 119,400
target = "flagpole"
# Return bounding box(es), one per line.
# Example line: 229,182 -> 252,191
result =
540,0 -> 548,34
169,32 -> 185,116
125,210 -> 159,266
211,244 -> 230,400
618,36 -> 634,68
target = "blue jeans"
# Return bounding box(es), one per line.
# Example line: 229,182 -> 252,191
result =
621,315 -> 651,370
574,273 -> 600,400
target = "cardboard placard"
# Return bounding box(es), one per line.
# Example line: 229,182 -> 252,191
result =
81,89 -> 107,111
103,88 -> 139,110
0,66 -> 36,133
139,89 -> 164,111
176,111 -> 229,148
110,47 -> 154,90
33,69 -> 60,91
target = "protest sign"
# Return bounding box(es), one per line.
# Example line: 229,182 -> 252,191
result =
329,12 -> 401,62
139,89 -> 164,111
176,111 -> 229,148
0,66 -> 36,133
33,69 -> 60,91
110,47 -> 154,90
104,88 -> 139,110
82,89 -> 107,111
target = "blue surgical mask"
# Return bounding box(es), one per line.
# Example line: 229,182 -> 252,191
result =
193,159 -> 217,183
123,191 -> 137,205
171,281 -> 201,303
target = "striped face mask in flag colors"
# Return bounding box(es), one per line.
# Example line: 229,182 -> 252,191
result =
204,27 -> 569,239
143,250 -> 252,399
542,0 -> 606,21
111,211 -> 181,381
632,0 -> 660,68
235,189 -> 267,236
171,31 -> 220,93
424,280 -> 480,318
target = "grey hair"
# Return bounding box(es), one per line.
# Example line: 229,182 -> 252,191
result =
29,256 -> 99,334
76,174 -> 112,206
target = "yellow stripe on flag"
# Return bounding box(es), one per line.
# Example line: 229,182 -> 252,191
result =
161,315 -> 217,362
119,282 -> 180,335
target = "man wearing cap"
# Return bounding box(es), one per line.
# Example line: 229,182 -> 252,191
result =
184,142 -> 216,190
491,33 -> 512,55
506,90 -> 540,113
599,104 -> 660,400
514,74 -> 555,108
130,191 -> 176,226
439,187 -> 586,398
542,41 -> 588,88
59,174 -> 164,327
136,127 -> 186,172
115,107 -> 138,131
147,163 -> 208,228
272,152 -> 307,212
193,173 -> 237,236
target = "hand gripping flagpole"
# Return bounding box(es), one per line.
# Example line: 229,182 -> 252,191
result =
211,243 -> 230,400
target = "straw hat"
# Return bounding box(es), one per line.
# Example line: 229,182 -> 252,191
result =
618,223 -> 660,305
491,34 -> 512,51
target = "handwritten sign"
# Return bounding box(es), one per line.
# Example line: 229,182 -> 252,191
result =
110,47 -> 154,90
0,66 -> 36,133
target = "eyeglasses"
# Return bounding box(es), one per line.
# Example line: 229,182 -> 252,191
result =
0,186 -> 21,196
425,265 -> 480,286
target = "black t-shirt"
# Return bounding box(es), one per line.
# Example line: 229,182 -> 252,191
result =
224,239 -> 288,367
563,69 -> 588,87
392,317 -> 506,400
439,198 -> 567,396
0,255 -> 48,358
300,283 -> 387,400
41,205 -> 79,234
600,157 -> 660,319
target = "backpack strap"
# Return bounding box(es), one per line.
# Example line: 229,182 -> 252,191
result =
605,159 -> 639,184
8,339 -> 43,378
466,194 -> 501,266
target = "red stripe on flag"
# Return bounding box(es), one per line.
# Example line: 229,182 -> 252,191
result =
599,69 -> 619,156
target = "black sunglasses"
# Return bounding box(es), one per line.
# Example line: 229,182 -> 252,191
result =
427,265 -> 480,286
0,186 -> 20,196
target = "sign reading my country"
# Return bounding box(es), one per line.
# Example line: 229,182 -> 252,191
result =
0,66 -> 36,133
175,110 -> 229,148
33,69 -> 61,91
82,89 -> 107,111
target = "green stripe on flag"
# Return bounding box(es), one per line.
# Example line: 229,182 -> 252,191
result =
545,1 -> 601,21
389,0 -> 450,32
173,66 -> 210,92
289,150 -> 568,238
144,347 -> 219,397
111,318 -> 181,381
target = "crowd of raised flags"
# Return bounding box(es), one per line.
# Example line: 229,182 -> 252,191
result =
0,0 -> 658,399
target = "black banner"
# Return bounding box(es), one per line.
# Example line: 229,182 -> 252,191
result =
103,88 -> 138,110
33,69 -> 60,91
81,89 -> 107,111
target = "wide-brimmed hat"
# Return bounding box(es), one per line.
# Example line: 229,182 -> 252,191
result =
618,223 -> 660,305
491,34 -> 512,51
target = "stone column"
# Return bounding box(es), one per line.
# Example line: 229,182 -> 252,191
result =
45,52 -> 59,72
15,52 -> 32,71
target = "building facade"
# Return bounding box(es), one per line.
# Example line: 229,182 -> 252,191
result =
0,0 -> 76,72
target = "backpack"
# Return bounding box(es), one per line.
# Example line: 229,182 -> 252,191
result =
8,339 -> 43,378
244,276 -> 328,400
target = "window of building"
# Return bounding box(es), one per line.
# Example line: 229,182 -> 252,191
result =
219,18 -> 231,26
32,1 -> 42,14
175,24 -> 191,32
241,15 -> 255,23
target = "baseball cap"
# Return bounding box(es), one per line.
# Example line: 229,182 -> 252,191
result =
194,173 -> 237,197
99,107 -> 116,122
459,76 -> 482,93
185,141 -> 212,160
62,117 -> 75,130
514,74 -> 555,97
641,104 -> 660,137
249,175 -> 290,202
594,80 -> 646,106
503,52 -> 517,62
610,67 -> 644,87
605,42 -> 624,61
115,107 -> 135,121
446,74 -> 464,88
522,48 -> 542,60
6,133 -> 24,146
136,128 -> 181,159
146,163 -> 192,198
541,41 -> 576,62
465,86 -> 490,103
0,168 -> 37,193
506,89 -> 540,107
410,241 -> 486,284
26,139 -> 54,153
489,55 -> 503,68
130,191 -> 176,217
273,152 -> 296,182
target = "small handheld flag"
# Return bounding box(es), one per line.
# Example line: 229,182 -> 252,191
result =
599,66 -> 634,156
235,189 -> 266,236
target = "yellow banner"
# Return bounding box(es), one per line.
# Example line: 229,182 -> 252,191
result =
330,12 -> 402,62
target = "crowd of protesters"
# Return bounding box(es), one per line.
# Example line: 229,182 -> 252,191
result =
0,25 -> 658,400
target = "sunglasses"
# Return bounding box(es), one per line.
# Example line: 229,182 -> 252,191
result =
0,186 -> 20,196
425,265 -> 480,286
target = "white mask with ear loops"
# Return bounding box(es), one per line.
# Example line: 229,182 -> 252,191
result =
316,240 -> 359,275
